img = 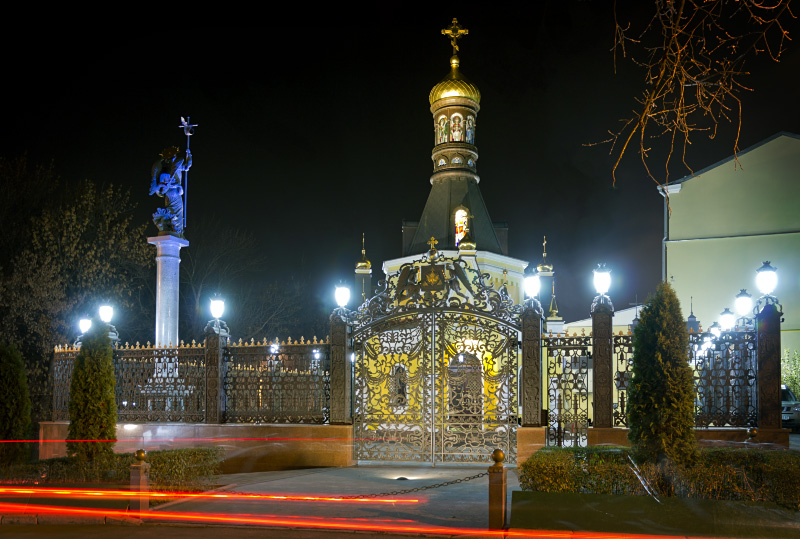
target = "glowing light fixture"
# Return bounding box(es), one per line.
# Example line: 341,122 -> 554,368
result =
335,285 -> 350,308
270,343 -> 279,354
719,308 -> 735,331
98,305 -> 113,324
734,289 -> 753,316
593,264 -> 611,295
210,297 -> 225,320
709,321 -> 721,338
523,271 -> 540,299
756,261 -> 777,295
79,318 -> 92,334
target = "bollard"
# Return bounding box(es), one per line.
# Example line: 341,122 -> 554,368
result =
488,448 -> 507,530
130,449 -> 150,513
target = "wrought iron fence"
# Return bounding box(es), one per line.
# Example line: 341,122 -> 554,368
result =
612,332 -> 633,427
115,342 -> 207,422
689,330 -> 757,428
224,338 -> 330,423
542,331 -> 591,447
52,337 -> 330,424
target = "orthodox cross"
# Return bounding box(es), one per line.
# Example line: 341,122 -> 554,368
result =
427,236 -> 438,250
542,236 -> 547,260
361,233 -> 367,256
179,116 -> 197,230
442,18 -> 468,55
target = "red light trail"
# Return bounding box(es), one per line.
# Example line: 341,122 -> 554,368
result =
0,501 -> 696,537
0,486 -> 418,504
0,501 -> 739,538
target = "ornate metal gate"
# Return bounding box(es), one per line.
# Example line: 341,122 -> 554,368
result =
350,252 -> 521,464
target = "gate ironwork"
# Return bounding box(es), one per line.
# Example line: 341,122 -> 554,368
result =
349,250 -> 521,464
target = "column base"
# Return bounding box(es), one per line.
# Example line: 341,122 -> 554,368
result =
517,426 -> 547,464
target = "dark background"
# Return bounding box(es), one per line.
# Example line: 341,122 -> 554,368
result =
3,4 -> 798,332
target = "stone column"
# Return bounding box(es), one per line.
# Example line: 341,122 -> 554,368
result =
204,326 -> 227,424
520,304 -> 543,427
330,312 -> 352,424
147,235 -> 190,347
756,303 -> 782,429
591,298 -> 614,429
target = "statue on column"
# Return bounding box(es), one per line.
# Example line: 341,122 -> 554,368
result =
150,146 -> 191,236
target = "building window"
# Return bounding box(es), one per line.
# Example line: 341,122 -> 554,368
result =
438,157 -> 447,166
452,156 -> 462,164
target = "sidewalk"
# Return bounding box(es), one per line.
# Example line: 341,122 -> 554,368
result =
1,464 -> 519,536
151,464 -> 519,532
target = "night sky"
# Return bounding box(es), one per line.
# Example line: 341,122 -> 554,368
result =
4,5 -> 799,326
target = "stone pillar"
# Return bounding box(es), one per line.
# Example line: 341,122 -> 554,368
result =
591,298 -> 614,429
756,303 -> 782,429
204,326 -> 228,424
520,303 -> 543,427
488,448 -> 507,530
330,312 -> 352,424
147,235 -> 189,347
130,449 -> 150,513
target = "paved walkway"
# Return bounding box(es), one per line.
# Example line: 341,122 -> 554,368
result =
151,464 -> 519,532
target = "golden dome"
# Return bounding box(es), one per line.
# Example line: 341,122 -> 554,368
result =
429,55 -> 481,105
355,250 -> 371,270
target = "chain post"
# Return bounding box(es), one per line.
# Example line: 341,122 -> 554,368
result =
488,448 -> 507,530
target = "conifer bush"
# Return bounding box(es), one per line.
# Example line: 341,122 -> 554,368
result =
67,321 -> 117,461
627,282 -> 697,466
0,342 -> 32,464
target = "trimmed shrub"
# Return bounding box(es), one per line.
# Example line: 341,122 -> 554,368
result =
627,282 -> 697,466
0,342 -> 31,465
67,321 -> 116,461
0,447 -> 224,492
518,447 -> 800,511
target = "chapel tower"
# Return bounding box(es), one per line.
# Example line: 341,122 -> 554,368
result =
401,18 -> 507,256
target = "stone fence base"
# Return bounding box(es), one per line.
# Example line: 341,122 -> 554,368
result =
39,422 -> 354,473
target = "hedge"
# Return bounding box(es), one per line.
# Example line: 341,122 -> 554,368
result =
0,447 -> 224,492
518,447 -> 800,511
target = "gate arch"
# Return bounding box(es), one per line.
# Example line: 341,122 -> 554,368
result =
349,251 -> 522,464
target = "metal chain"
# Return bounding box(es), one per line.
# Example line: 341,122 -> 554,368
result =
341,471 -> 489,499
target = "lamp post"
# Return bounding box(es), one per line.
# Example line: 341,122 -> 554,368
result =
754,261 -> 782,430
330,283 -> 353,425
709,321 -> 722,338
75,318 -> 92,347
206,295 -> 229,337
734,289 -> 753,329
203,294 -> 228,424
99,304 -> 119,342
719,308 -> 735,332
591,264 -> 614,430
520,263 -> 543,427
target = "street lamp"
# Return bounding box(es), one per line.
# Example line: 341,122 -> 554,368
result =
709,321 -> 722,338
523,268 -> 540,301
75,317 -> 92,347
755,261 -> 777,296
99,305 -> 113,324
79,318 -> 92,335
335,285 -> 350,309
593,265 -> 611,296
591,264 -> 613,313
205,295 -> 229,337
719,308 -> 735,332
734,289 -> 753,328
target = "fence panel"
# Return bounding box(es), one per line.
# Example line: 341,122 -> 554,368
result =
690,331 -> 757,428
543,332 -> 591,447
223,339 -> 330,424
612,333 -> 633,427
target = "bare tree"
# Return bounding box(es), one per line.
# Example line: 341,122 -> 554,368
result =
607,0 -> 794,189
